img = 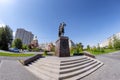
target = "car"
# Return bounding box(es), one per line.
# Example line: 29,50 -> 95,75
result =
9,48 -> 19,53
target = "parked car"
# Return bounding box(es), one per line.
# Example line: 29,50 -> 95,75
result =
9,48 -> 19,53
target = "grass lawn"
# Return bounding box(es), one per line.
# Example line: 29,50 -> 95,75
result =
89,49 -> 118,55
0,52 -> 35,57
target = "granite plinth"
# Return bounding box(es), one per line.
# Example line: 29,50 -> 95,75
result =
55,36 -> 70,57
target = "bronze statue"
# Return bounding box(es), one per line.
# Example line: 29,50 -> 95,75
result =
58,22 -> 66,37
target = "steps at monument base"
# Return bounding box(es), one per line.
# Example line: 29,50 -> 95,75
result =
25,56 -> 103,80
34,61 -> 60,69
35,59 -> 60,65
60,59 -> 93,69
28,59 -> 95,75
64,62 -> 104,80
60,58 -> 90,66
33,57 -> 89,69
36,56 -> 88,65
27,64 -> 59,80
34,59 -> 93,71
60,56 -> 87,62
60,60 -> 97,74
59,62 -> 102,80
30,56 -> 91,72
25,66 -> 57,80
31,62 -> 60,74
31,56 -> 89,69
29,60 -> 96,74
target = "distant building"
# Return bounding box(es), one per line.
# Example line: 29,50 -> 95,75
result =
15,28 -> 34,45
47,43 -> 55,51
31,36 -> 39,48
100,32 -> 120,47
39,43 -> 49,50
69,40 -> 75,48
39,40 -> 75,51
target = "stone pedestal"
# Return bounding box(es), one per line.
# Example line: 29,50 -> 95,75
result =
55,36 -> 70,57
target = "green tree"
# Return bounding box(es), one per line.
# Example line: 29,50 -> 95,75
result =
70,46 -> 76,55
92,46 -> 97,52
22,44 -> 28,50
0,25 -> 13,50
87,45 -> 90,51
28,44 -> 32,51
32,48 -> 40,52
13,38 -> 22,49
113,36 -> 120,50
108,40 -> 113,49
76,43 -> 84,53
97,43 -> 100,51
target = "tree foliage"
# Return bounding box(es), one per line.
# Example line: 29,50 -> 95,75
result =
87,45 -> 90,51
70,46 -> 75,54
13,38 -> 22,49
108,39 -> 113,49
70,42 -> 84,55
113,36 -> 120,50
97,43 -> 100,51
75,43 -> 84,53
0,25 -> 13,50
22,44 -> 28,50
92,46 -> 97,52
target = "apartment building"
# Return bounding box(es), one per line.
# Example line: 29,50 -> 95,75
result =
15,28 -> 34,45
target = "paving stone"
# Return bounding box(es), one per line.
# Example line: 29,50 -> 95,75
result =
81,51 -> 120,80
0,60 -> 40,80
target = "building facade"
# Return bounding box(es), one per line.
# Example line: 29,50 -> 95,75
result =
31,36 -> 39,48
39,43 -> 49,50
69,40 -> 75,48
38,40 -> 75,51
100,32 -> 120,47
15,28 -> 34,45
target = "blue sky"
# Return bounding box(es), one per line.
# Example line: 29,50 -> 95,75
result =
0,0 -> 120,47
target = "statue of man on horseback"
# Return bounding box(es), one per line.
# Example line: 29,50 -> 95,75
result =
58,22 -> 66,37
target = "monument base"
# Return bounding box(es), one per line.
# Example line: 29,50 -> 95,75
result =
55,36 -> 70,57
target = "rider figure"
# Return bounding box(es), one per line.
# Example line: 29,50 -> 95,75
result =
58,22 -> 66,37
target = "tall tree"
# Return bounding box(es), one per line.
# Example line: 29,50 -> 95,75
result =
113,36 -> 120,50
22,44 -> 28,50
87,45 -> 90,51
13,38 -> 22,49
108,39 -> 113,49
0,25 -> 13,50
97,43 -> 100,51
76,42 -> 84,53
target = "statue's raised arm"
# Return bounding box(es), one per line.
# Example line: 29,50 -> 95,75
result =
58,22 -> 66,37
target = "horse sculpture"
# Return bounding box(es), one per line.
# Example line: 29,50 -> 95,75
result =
58,22 -> 66,37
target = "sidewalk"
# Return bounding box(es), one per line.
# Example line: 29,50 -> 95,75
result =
81,52 -> 120,80
0,60 -> 40,80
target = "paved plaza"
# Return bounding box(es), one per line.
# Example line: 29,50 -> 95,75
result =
0,51 -> 120,80
0,60 -> 40,80
82,51 -> 120,80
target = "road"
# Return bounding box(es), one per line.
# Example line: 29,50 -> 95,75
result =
81,51 -> 120,80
